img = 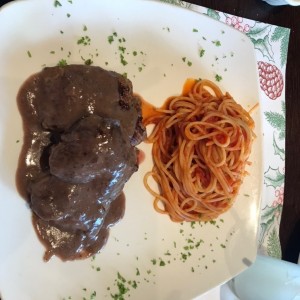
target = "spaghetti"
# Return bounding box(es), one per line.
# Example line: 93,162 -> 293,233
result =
143,79 -> 255,222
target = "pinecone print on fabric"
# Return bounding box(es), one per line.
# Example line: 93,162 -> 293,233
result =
258,61 -> 284,100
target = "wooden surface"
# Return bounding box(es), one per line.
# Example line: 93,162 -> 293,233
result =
0,0 -> 299,263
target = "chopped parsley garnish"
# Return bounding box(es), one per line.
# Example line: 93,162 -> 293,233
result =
220,244 -> 226,248
16,140 -> 20,143
212,40 -> 221,46
193,28 -> 198,32
138,66 -> 142,72
50,51 -> 55,54
132,51 -> 137,56
67,13 -> 71,18
159,259 -> 166,266
136,268 -> 140,276
182,57 -> 186,62
27,50 -> 32,58
120,54 -> 128,66
118,46 -> 126,53
108,35 -> 114,44
151,259 -> 157,265
84,59 -> 93,65
215,74 -> 223,82
54,0 -> 62,7
77,36 -> 91,46
60,30 -> 64,34
96,267 -> 100,271
199,49 -> 205,57
83,25 -> 87,31
68,0 -> 72,3
57,59 -> 67,67
187,61 -> 192,67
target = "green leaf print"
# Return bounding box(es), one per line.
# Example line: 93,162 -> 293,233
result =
264,167 -> 284,189
273,133 -> 285,160
159,0 -> 191,8
267,227 -> 281,259
247,23 -> 274,62
264,102 -> 285,140
206,8 -> 220,20
271,27 -> 290,67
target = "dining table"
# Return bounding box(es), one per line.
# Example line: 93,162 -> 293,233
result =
0,0 -> 299,299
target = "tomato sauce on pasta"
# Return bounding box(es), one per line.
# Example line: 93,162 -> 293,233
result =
142,79 -> 255,222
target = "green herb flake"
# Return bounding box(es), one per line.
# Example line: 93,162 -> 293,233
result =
113,32 -> 118,37
57,59 -> 67,67
212,40 -> 221,46
68,0 -> 73,3
132,51 -> 137,56
131,280 -> 138,289
27,50 -> 32,58
191,267 -> 195,272
77,36 -> 91,46
199,49 -> 205,57
187,61 -> 192,67
138,66 -> 142,72
181,253 -> 188,261
151,258 -> 157,265
202,36 -> 207,40
108,35 -> 114,44
96,267 -> 101,271
220,244 -> 226,248
120,54 -> 128,66
16,140 -> 20,143
54,0 -> 62,7
159,260 -> 166,266
244,194 -> 250,197
83,25 -> 88,31
90,291 -> 96,299
136,268 -> 140,276
60,30 -> 64,34
164,250 -> 171,256
190,221 -> 196,228
215,74 -> 223,82
84,59 -> 93,66
220,219 -> 224,223
182,57 -> 186,62
192,28 -> 198,32
118,46 -> 126,53
122,72 -> 128,78
83,288 -> 87,292
67,13 -> 71,18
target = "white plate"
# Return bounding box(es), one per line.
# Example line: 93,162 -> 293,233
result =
0,1 -> 262,299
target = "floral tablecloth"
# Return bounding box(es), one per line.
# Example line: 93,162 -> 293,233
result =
158,0 -> 290,259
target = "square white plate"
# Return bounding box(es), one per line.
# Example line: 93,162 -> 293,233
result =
0,1 -> 262,299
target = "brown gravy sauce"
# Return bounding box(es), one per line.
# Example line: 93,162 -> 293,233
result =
16,65 -> 145,261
